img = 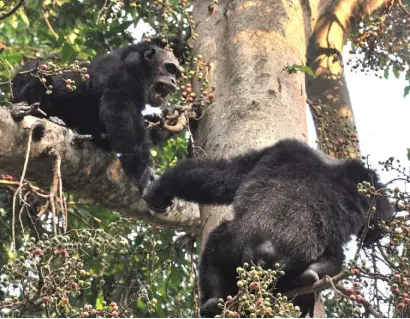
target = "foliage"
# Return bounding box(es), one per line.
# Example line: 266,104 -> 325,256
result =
151,132 -> 189,175
0,0 -> 409,318
283,64 -> 314,77
348,0 -> 410,96
216,263 -> 301,318
307,100 -> 360,159
0,191 -> 200,317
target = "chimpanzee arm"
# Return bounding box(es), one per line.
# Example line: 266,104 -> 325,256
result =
143,148 -> 266,212
99,89 -> 152,190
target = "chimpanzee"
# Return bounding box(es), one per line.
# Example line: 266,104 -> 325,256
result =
11,41 -> 181,190
150,29 -> 192,65
142,138 -> 394,317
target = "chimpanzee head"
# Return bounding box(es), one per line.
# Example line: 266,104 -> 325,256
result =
143,46 -> 181,107
338,159 -> 394,245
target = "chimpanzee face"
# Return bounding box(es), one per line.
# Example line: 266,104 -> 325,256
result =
144,47 -> 181,107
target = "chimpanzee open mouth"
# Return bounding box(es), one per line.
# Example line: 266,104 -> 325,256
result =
148,79 -> 178,107
154,81 -> 177,100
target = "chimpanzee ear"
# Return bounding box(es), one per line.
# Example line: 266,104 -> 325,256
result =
144,48 -> 157,62
123,52 -> 141,67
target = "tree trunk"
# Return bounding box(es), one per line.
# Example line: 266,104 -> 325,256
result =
191,0 -> 309,242
191,0 -> 311,312
306,0 -> 389,159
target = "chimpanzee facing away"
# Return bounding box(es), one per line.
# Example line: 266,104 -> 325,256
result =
11,41 -> 181,189
143,139 -> 394,317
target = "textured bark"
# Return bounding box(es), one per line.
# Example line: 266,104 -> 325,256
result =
191,0 -> 309,243
306,0 -> 389,158
191,0 -> 318,313
0,108 -> 200,232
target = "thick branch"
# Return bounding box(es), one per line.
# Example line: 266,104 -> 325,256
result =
0,108 -> 200,232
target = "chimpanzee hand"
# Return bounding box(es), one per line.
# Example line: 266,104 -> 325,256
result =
142,178 -> 174,213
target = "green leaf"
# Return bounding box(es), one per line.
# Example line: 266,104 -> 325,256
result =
393,66 -> 400,79
298,65 -> 315,77
407,149 -> 410,161
404,86 -> 410,98
384,68 -> 389,79
61,42 -> 77,64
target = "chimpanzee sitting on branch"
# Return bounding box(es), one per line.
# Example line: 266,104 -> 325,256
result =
11,40 -> 182,190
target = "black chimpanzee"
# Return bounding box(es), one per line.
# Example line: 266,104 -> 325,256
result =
150,29 -> 191,65
11,41 -> 181,189
143,138 -> 394,317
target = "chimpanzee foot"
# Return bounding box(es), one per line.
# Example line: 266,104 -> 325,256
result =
48,116 -> 66,126
71,133 -> 94,145
10,102 -> 45,120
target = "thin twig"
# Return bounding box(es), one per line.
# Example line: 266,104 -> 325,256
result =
397,0 -> 410,17
306,98 -> 321,116
18,191 -> 31,238
55,151 -> 67,232
334,284 -> 385,318
37,200 -> 49,218
0,0 -> 26,21
286,272 -> 385,317
190,245 -> 201,318
376,243 -> 397,269
0,180 -> 43,193
11,121 -> 43,250
285,271 -> 347,298
15,61 -> 39,75
41,1 -> 58,39
48,148 -> 62,235
353,198 -> 377,262
26,204 -> 41,239
372,245 -> 381,310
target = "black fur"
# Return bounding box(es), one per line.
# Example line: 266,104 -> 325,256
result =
150,30 -> 191,65
143,139 -> 393,317
11,41 -> 180,189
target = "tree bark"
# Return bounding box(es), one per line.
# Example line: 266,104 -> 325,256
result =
191,0 -> 309,243
0,108 -> 200,232
306,0 -> 389,159
191,0 -> 315,312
